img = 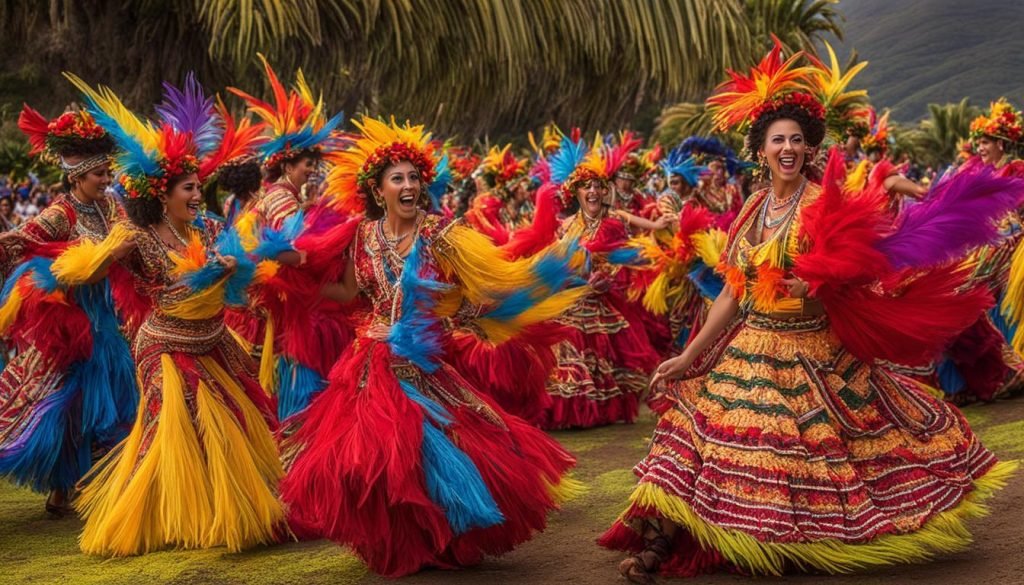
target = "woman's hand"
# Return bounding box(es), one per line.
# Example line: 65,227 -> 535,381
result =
366,323 -> 391,341
650,351 -> 695,388
216,254 -> 238,275
780,277 -> 809,299
652,213 -> 677,231
111,236 -> 137,261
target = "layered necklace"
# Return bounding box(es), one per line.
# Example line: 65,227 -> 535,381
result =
759,178 -> 807,231
68,193 -> 110,240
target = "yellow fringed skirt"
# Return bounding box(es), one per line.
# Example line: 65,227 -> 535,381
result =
76,319 -> 284,557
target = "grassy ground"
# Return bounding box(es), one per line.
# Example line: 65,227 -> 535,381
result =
4,400 -> 1024,585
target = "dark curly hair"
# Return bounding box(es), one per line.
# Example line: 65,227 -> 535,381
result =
59,136 -> 117,192
265,149 -> 319,182
124,174 -> 191,227
217,160 -> 263,198
747,103 -> 826,156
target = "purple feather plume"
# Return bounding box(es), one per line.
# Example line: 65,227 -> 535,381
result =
155,71 -> 221,157
875,166 -> 1024,270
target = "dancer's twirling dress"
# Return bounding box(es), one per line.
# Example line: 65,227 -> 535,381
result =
281,213 -> 585,577
600,152 -> 1022,577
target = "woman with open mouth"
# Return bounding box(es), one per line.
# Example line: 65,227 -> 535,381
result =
602,39 -> 1020,583
279,115 -> 585,577
63,75 -> 287,557
0,105 -> 137,519
530,135 -> 662,430
226,57 -> 351,421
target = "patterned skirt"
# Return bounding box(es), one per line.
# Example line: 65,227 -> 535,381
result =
600,313 -> 1015,577
541,293 -> 659,430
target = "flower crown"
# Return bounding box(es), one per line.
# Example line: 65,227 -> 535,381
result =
970,98 -> 1023,143
325,116 -> 438,214
18,106 -> 113,178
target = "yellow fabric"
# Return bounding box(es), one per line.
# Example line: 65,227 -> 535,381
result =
1001,239 -> 1024,354
0,283 -> 25,335
51,223 -> 134,285
259,315 -> 278,396
163,280 -> 228,320
77,353 -> 284,556
625,459 -> 1017,576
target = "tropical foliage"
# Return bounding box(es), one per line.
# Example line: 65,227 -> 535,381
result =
0,0 -> 758,137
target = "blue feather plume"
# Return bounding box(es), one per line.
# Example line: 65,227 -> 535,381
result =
549,136 -> 589,185
661,146 -> 705,187
428,153 -> 451,211
387,238 -> 453,373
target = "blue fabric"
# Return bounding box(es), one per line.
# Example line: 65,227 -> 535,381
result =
398,380 -> 503,535
937,358 -> 966,396
276,357 -> 326,421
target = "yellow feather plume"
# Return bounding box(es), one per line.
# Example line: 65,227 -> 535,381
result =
63,73 -> 160,152
51,223 -> 134,286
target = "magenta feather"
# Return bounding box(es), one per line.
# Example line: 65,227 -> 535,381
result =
875,166 -> 1024,270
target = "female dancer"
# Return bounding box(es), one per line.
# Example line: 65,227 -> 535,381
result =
281,116 -> 584,577
601,40 -> 1020,582
0,106 -> 137,516
532,136 -> 662,429
66,75 -> 285,556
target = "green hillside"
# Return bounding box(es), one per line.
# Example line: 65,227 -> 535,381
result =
833,0 -> 1024,122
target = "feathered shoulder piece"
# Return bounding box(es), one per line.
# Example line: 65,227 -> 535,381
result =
65,73 -> 199,200
323,115 -> 439,215
227,54 -> 344,169
705,35 -> 821,134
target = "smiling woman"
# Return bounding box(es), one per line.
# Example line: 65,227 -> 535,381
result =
60,75 -> 288,557
602,39 -> 1021,583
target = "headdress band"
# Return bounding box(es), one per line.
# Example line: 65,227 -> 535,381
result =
61,153 -> 109,180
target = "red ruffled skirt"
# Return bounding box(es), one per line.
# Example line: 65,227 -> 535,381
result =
280,339 -> 579,577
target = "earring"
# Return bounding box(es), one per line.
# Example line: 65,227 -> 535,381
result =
754,155 -> 770,182
373,190 -> 385,208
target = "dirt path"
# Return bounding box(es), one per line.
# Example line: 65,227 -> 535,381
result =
4,400 -> 1023,585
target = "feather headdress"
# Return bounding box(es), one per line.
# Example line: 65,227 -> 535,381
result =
677,136 -> 743,176
18,104 -> 113,178
805,42 -> 870,138
970,98 -> 1023,144
859,108 -> 890,155
227,54 -> 344,169
324,115 -> 438,214
64,73 -> 199,199
705,35 -> 820,135
479,144 -> 528,188
660,144 -> 706,187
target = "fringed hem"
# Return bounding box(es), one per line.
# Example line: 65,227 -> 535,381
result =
539,392 -> 639,430
603,460 -> 1018,577
77,354 -> 285,557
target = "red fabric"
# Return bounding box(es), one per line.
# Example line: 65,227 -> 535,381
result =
281,341 -> 576,577
502,184 -> 561,260
443,324 -> 566,424
946,316 -> 1012,402
464,193 -> 510,245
